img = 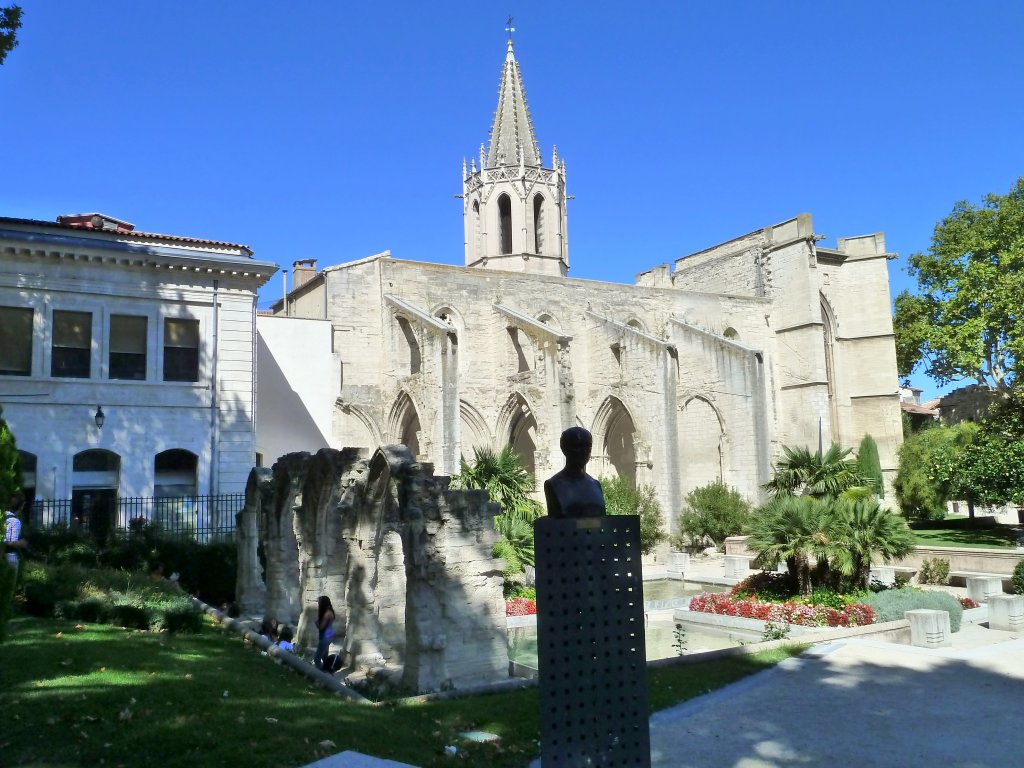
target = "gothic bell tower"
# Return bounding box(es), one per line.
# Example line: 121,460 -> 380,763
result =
462,39 -> 569,277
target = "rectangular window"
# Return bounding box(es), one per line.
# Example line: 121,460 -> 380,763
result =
0,306 -> 33,376
51,310 -> 92,378
163,318 -> 200,382
109,315 -> 147,380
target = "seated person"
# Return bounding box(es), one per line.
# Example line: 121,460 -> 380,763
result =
259,616 -> 279,642
276,626 -> 295,652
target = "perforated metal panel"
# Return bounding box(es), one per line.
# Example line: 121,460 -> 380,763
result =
535,516 -> 651,767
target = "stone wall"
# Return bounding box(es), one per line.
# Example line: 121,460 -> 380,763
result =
238,445 -> 507,693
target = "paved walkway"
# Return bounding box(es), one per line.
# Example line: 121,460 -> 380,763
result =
311,558 -> 1024,767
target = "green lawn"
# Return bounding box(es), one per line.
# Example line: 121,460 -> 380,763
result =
909,515 -> 1020,549
0,616 -> 799,768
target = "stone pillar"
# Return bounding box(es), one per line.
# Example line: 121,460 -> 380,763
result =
667,551 -> 689,576
988,594 -> 1024,632
966,576 -> 1004,603
724,555 -> 750,580
905,609 -> 951,648
869,566 -> 896,588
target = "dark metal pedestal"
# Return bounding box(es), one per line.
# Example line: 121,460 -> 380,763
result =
535,515 -> 651,767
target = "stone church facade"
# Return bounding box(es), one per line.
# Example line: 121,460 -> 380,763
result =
259,40 -> 902,534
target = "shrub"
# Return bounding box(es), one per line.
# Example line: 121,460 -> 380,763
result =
53,541 -> 100,567
863,587 -> 964,632
1013,559 -> 1024,595
731,571 -> 798,602
917,557 -> 950,585
673,481 -> 751,550
602,476 -> 667,555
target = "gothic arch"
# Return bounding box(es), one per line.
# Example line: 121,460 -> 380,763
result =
536,311 -> 561,332
820,293 -> 840,442
497,193 -> 513,254
386,391 -> 424,459
496,391 -> 540,477
591,395 -> 640,487
459,400 -> 493,461
679,396 -> 725,493
394,316 -> 422,375
335,400 -> 384,449
532,193 -> 545,253
625,317 -> 646,333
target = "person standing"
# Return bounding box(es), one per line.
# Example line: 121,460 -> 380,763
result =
4,491 -> 26,577
313,595 -> 335,671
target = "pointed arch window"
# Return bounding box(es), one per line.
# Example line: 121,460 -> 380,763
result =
498,193 -> 512,255
532,194 -> 544,253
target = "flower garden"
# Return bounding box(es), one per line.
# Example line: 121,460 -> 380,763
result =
689,590 -> 874,628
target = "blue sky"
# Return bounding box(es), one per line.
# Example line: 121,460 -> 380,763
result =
3,2 -> 1022,401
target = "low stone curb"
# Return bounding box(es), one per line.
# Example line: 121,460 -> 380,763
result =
189,597 -> 372,704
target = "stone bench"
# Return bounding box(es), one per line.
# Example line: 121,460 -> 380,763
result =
666,551 -> 690,575
905,609 -> 951,648
965,575 -> 1005,603
988,594 -> 1024,632
950,571 -> 1014,593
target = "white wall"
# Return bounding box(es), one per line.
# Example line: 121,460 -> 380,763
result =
255,315 -> 338,464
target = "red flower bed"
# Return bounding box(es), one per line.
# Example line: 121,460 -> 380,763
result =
689,592 -> 874,628
506,597 -> 537,616
959,597 -> 980,609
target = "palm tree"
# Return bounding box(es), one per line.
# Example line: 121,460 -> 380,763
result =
764,443 -> 869,499
746,495 -> 841,595
830,498 -> 915,589
451,446 -> 543,576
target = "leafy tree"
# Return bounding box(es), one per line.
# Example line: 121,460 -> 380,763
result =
450,446 -> 542,579
892,422 -> 977,520
894,178 -> 1024,395
0,404 -> 22,508
955,390 -> 1024,507
0,4 -> 21,66
746,495 -> 836,595
856,434 -> 884,498
600,475 -> 666,555
673,481 -> 751,550
764,443 -> 868,499
829,498 -> 914,590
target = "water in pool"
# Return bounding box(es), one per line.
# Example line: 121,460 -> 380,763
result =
508,579 -> 735,667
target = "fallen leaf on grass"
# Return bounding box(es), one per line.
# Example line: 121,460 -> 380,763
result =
60,659 -> 73,667
265,717 -> 278,724
236,716 -> 246,724
222,690 -> 230,698
318,740 -> 336,750
99,667 -> 106,673
55,632 -> 63,638
118,709 -> 132,723
184,673 -> 193,680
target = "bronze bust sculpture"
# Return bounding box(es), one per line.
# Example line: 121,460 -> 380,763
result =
543,427 -> 606,518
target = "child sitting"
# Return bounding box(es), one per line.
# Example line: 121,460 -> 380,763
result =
277,625 -> 295,652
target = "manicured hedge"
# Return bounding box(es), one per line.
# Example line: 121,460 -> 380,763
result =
863,587 -> 964,632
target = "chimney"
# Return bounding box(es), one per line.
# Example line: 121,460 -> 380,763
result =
292,259 -> 318,289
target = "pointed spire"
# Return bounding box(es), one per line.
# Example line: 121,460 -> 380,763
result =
486,39 -> 541,168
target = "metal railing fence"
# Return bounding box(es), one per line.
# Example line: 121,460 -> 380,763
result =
29,493 -> 244,542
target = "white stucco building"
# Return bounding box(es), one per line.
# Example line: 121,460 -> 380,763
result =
0,213 -> 276,535
256,39 -> 905,537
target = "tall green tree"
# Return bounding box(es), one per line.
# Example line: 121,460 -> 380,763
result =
856,434 -> 885,499
0,404 -> 22,507
0,5 -> 21,66
894,178 -> 1024,396
892,422 -> 977,520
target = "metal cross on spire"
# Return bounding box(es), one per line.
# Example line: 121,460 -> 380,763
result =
505,16 -> 515,40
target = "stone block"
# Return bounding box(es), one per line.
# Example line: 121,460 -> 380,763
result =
966,576 -> 1004,603
667,551 -> 689,575
869,566 -> 895,588
905,609 -> 951,648
724,554 -> 750,579
988,594 -> 1024,632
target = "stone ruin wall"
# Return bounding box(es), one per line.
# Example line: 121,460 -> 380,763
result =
235,445 -> 508,693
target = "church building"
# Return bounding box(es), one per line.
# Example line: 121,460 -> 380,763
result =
257,39 -> 903,532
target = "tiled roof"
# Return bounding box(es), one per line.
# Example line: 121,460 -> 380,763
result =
0,216 -> 253,255
900,401 -> 939,416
